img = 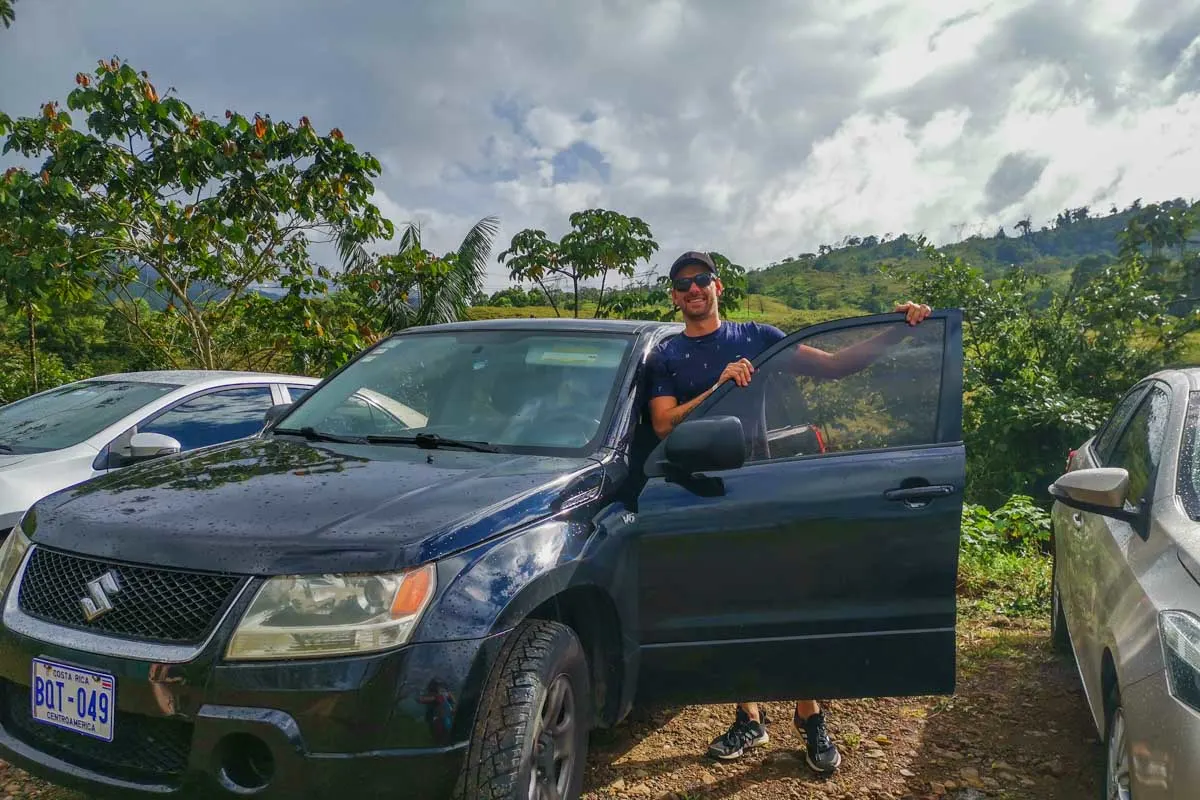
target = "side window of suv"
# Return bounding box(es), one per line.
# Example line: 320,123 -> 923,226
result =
1103,385 -> 1170,508
138,386 -> 276,452
702,318 -> 947,462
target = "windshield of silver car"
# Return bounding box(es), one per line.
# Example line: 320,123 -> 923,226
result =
0,380 -> 179,454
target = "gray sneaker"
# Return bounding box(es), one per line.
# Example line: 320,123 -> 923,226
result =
706,707 -> 770,760
796,709 -> 841,774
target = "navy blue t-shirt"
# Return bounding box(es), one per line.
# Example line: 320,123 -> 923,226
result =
646,320 -> 786,405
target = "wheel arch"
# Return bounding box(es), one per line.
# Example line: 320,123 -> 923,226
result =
422,517 -> 634,736
1101,647 -> 1119,733
524,585 -> 626,728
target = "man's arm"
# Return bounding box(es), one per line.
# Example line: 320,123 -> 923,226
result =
785,302 -> 931,380
648,358 -> 754,439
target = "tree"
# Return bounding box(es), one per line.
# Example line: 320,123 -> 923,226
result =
889,236 -> 1200,507
337,215 -> 498,332
708,251 -> 748,313
495,228 -> 566,316
559,209 -> 657,317
0,57 -> 393,369
0,0 -> 16,28
0,166 -> 94,391
498,208 -> 658,318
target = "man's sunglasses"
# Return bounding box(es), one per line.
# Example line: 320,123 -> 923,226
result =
672,272 -> 716,292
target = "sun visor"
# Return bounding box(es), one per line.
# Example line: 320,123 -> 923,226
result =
524,338 -> 627,368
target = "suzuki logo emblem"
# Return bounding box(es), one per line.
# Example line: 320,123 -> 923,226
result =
80,571 -> 122,621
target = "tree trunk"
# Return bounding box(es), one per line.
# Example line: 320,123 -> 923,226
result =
536,279 -> 560,317
594,270 -> 609,318
26,301 -> 38,393
572,277 -> 580,318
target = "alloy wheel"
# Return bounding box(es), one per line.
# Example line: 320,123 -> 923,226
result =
528,673 -> 577,800
1106,707 -> 1131,800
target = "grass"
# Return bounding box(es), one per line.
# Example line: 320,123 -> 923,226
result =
958,543 -> 1051,621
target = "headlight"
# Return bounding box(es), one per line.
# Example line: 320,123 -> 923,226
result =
226,564 -> 436,661
1160,610 -> 1200,712
0,521 -> 32,597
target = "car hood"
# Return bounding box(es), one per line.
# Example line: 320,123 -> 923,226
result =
27,437 -> 602,575
0,446 -> 100,521
0,453 -> 35,470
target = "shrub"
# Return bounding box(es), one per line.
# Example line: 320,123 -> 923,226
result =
958,495 -> 1052,619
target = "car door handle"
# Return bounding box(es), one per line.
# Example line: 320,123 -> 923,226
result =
884,485 -> 957,502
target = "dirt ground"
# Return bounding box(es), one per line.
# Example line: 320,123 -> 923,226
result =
577,614 -> 1102,800
0,614 -> 1101,800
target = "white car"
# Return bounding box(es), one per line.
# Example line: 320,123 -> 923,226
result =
0,370 -> 319,534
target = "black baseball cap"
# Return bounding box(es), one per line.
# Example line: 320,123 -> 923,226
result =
669,251 -> 718,280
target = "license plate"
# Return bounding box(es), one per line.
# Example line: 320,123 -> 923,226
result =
30,657 -> 115,742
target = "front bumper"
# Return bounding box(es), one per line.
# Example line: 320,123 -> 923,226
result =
1123,668 -> 1200,798
0,613 -> 507,799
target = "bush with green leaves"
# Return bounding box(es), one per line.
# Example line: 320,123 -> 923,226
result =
0,345 -> 92,406
958,495 -> 1052,618
890,239 -> 1200,508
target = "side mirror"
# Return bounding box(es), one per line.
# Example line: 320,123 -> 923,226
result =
1049,467 -> 1140,524
659,416 -> 746,476
264,403 -> 292,428
128,432 -> 182,462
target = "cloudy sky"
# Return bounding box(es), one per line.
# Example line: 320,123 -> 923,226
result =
2,0 -> 1199,290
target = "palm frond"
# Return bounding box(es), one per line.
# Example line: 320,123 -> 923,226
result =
335,225 -> 376,275
355,215 -> 500,330
412,215 -> 498,326
396,222 -> 422,254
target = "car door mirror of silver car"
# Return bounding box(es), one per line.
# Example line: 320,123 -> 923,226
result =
1049,467 -> 1141,524
128,432 -> 182,462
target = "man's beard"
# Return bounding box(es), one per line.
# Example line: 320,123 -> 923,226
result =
680,295 -> 714,320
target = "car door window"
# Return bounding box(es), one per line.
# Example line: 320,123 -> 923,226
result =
1092,385 -> 1149,464
286,385 -> 313,402
1103,385 -> 1170,508
138,386 -> 276,451
700,317 -> 948,461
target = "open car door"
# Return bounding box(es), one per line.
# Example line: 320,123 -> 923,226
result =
631,309 -> 964,705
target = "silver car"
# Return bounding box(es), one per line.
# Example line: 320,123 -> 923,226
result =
0,370 -> 319,535
1050,366 -> 1200,799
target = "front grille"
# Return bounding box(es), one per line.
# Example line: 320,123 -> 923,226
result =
17,547 -> 245,644
1,681 -> 192,781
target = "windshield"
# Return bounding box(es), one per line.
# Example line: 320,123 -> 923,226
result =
0,380 -> 180,454
275,329 -> 634,454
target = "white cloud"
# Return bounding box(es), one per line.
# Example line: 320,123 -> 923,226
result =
2,0 -> 1200,290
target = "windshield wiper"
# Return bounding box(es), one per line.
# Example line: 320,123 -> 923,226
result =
366,433 -> 500,453
273,427 -> 367,445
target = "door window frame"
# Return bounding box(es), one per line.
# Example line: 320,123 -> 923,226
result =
1098,379 -> 1172,512
646,310 -> 963,472
1088,382 -> 1150,465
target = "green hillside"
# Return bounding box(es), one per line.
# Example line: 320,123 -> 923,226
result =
746,202 -> 1147,310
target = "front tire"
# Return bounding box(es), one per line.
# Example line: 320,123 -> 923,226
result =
1102,685 -> 1131,800
1050,547 -> 1071,654
455,619 -> 592,800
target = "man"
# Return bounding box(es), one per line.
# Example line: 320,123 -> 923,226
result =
644,250 -> 931,774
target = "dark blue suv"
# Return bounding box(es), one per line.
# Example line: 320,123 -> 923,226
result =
0,311 -> 965,799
